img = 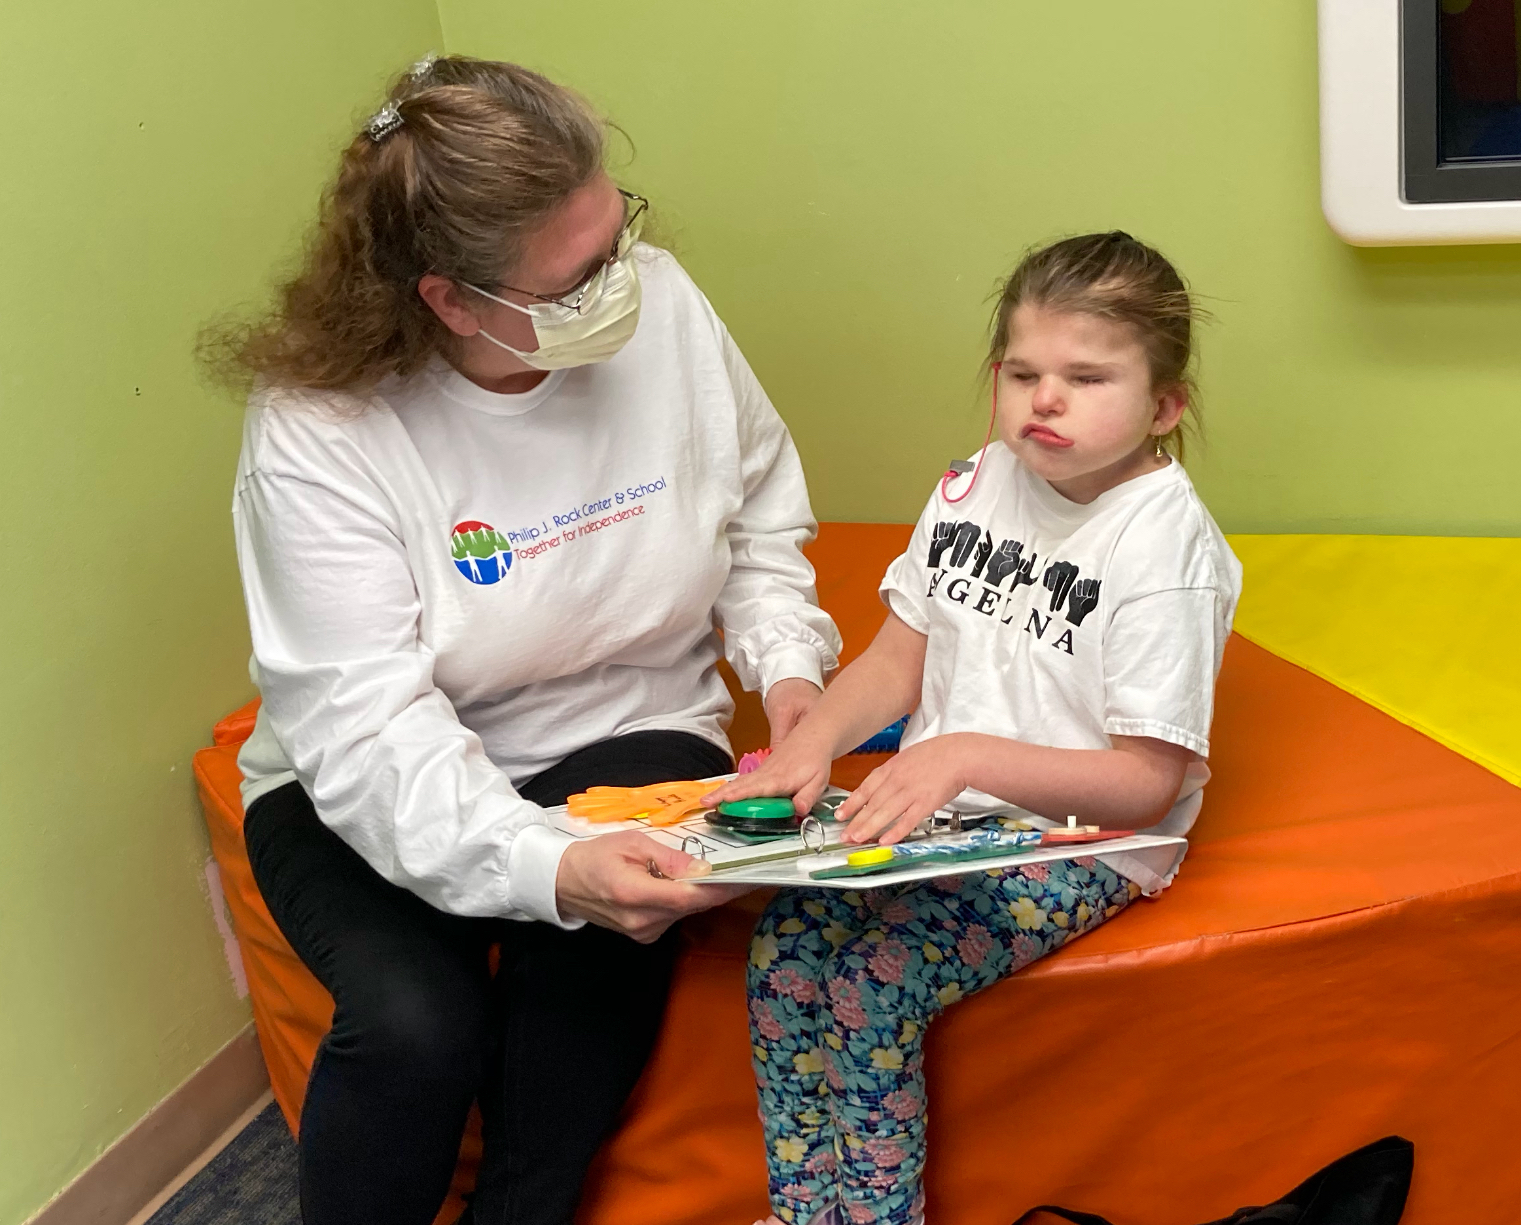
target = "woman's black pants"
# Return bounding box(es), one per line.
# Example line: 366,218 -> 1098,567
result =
243,730 -> 732,1225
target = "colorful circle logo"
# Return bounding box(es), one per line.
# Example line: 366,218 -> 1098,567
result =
450,521 -> 513,585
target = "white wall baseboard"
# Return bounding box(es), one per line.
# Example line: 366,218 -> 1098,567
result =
26,1025 -> 272,1225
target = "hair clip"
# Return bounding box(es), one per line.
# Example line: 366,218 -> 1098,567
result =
365,102 -> 404,143
409,52 -> 439,79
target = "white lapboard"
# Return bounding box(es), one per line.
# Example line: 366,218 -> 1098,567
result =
544,790 -> 1185,891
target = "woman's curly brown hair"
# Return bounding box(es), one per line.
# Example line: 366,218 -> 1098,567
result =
200,56 -> 605,395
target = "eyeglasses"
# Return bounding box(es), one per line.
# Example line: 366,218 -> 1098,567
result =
493,190 -> 648,315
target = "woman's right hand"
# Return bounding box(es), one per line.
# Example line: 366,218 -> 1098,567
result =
554,831 -> 751,943
700,731 -> 835,816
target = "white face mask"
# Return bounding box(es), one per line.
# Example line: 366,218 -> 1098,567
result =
468,252 -> 642,371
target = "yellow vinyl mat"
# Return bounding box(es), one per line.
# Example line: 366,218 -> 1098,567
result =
1228,535 -> 1521,787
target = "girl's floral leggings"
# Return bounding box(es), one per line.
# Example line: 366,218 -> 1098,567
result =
747,857 -> 1137,1225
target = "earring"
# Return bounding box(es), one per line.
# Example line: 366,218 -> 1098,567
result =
1154,435 -> 1165,458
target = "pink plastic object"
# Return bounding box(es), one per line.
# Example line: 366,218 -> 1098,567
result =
737,747 -> 772,775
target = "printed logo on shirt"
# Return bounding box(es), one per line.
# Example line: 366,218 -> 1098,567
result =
925,518 -> 1101,655
450,521 -> 514,585
495,477 -> 671,566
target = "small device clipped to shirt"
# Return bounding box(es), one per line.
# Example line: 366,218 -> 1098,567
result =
940,361 -> 1002,504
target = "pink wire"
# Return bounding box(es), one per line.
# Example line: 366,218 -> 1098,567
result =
940,362 -> 1001,504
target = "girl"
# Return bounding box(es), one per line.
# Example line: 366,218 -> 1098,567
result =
706,232 -> 1242,1225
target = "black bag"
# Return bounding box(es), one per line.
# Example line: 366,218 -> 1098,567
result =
1012,1136 -> 1413,1225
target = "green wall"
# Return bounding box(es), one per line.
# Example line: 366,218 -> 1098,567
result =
438,0 -> 1521,535
0,3 -> 440,1220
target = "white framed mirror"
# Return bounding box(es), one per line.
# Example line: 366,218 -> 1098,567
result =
1320,0 -> 1521,244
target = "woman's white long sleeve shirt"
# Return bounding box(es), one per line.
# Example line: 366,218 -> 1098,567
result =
232,246 -> 841,927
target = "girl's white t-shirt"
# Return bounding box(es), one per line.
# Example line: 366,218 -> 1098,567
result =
880,443 -> 1242,893
233,245 -> 842,927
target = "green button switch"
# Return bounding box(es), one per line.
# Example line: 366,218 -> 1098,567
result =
717,797 -> 797,820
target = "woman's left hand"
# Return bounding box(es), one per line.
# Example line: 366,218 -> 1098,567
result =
837,734 -> 974,845
763,678 -> 823,746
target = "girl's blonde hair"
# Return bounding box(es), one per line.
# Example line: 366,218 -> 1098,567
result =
988,231 -> 1202,459
202,56 -> 605,394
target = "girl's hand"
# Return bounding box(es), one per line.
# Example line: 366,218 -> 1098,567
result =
701,731 -> 834,816
763,678 -> 824,746
837,735 -> 974,845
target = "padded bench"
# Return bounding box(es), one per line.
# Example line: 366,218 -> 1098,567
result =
195,524 -> 1521,1224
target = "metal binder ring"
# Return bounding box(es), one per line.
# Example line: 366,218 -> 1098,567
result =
799,816 -> 827,855
679,835 -> 708,861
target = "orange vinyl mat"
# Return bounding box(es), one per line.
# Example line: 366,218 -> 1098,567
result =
194,524 -> 1521,1224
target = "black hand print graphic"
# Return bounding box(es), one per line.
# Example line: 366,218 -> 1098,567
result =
1065,578 -> 1101,626
949,521 -> 983,568
928,521 -> 959,568
1011,551 -> 1040,587
983,539 -> 1025,587
970,531 -> 994,578
1043,561 -> 1079,612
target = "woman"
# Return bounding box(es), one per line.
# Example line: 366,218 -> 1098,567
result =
212,55 -> 840,1225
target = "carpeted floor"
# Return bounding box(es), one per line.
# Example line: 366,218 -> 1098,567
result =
148,1103 -> 299,1224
